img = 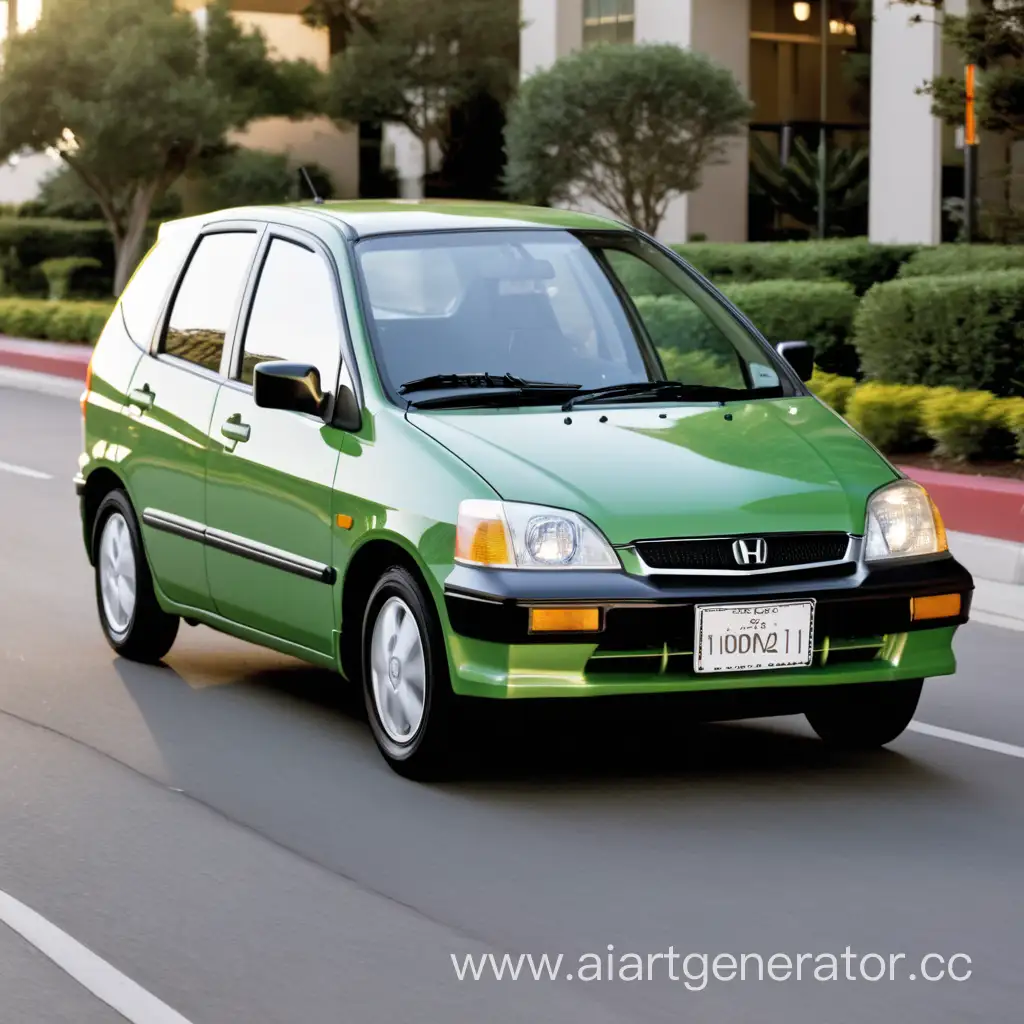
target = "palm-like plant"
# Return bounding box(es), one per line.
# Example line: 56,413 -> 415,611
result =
750,135 -> 869,237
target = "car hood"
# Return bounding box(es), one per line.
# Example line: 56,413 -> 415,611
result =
409,397 -> 897,544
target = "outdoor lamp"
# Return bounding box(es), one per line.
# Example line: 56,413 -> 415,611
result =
793,2 -> 811,21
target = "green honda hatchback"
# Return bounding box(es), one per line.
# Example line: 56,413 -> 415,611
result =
77,200 -> 973,776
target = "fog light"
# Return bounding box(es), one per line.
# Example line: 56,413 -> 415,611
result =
529,607 -> 601,633
911,594 -> 962,621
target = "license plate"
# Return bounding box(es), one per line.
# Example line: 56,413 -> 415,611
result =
694,600 -> 815,674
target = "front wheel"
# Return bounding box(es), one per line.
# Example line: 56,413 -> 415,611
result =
805,679 -> 923,750
362,566 -> 460,779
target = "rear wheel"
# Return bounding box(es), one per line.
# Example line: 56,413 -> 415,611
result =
362,566 -> 459,779
92,490 -> 179,663
805,679 -> 923,750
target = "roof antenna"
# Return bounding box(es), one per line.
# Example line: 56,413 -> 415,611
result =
299,166 -> 324,205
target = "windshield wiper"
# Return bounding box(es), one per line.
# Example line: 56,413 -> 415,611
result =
399,372 -> 581,396
562,381 -> 749,412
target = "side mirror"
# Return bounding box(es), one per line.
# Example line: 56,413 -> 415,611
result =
253,362 -> 329,418
330,383 -> 362,433
775,341 -> 815,382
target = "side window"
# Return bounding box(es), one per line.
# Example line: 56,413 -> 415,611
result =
238,238 -> 343,387
120,227 -> 194,348
162,232 -> 258,373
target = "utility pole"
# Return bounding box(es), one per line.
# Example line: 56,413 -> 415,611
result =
963,63 -> 979,243
817,0 -> 828,240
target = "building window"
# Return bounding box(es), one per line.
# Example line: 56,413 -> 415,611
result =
583,0 -> 635,47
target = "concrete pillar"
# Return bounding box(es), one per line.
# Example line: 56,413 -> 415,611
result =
520,0 -> 583,78
869,0 -> 965,244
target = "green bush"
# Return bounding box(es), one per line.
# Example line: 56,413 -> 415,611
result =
899,245 -> 1024,279
0,218 -> 115,296
920,389 -> 1007,461
1002,397 -> 1024,459
634,281 -> 859,376
199,147 -> 335,210
809,370 -> 857,413
657,347 -> 745,388
39,256 -> 103,300
671,239 -> 918,296
853,270 -> 1024,397
845,383 -> 947,452
0,298 -> 113,343
19,165 -> 183,222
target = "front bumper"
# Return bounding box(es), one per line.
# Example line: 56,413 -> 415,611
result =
442,554 -> 973,700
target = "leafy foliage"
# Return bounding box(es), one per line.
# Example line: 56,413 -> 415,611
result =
301,0 -> 377,54
0,297 -> 113,342
853,270 -> 1024,397
920,388 -> 1007,460
324,0 -> 518,177
809,370 -> 858,414
198,147 -> 335,210
844,383 -> 939,452
672,239 -> 917,296
20,166 -> 183,222
0,0 -> 321,294
898,243 -> 1024,277
749,136 -> 869,237
38,256 -> 102,301
504,43 -> 751,234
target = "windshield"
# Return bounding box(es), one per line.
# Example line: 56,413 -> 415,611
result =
355,229 -> 791,405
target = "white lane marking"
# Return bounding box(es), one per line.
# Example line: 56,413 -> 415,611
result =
0,888 -> 194,1024
0,460 -> 52,480
909,721 -> 1024,761
971,609 -> 1024,634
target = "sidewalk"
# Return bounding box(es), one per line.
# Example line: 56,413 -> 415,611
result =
0,336 -> 92,380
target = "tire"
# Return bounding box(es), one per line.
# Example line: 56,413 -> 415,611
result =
92,490 -> 179,663
805,679 -> 923,750
362,566 -> 459,779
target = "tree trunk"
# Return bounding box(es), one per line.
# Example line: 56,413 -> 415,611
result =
112,184 -> 159,296
6,0 -> 17,39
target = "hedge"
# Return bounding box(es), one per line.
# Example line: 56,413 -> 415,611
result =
635,281 -> 859,377
0,298 -> 114,343
853,270 -> 1024,398
899,244 -> 1024,279
671,239 -> 918,296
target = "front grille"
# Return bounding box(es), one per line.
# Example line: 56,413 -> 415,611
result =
635,533 -> 851,573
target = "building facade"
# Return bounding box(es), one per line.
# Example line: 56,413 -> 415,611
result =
521,0 -> 970,244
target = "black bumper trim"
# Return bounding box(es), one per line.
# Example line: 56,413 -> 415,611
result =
444,556 -> 974,645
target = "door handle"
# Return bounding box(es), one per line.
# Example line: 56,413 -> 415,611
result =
128,384 -> 155,411
221,414 -> 251,444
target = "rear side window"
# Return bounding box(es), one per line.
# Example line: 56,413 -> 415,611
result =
119,229 -> 194,348
238,238 -> 342,386
162,231 -> 258,373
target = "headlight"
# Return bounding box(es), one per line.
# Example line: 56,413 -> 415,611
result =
455,499 -> 620,569
864,480 -> 948,561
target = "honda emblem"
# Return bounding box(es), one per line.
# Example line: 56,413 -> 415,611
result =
732,538 -> 768,566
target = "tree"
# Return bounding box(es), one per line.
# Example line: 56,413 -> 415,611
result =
301,0 -> 377,55
504,44 -> 751,236
323,0 -> 519,191
0,0 -> 322,294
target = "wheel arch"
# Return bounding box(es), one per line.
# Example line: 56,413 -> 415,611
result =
81,467 -> 130,564
338,535 -> 442,682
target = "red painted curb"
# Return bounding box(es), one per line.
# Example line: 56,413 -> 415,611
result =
900,466 -> 1024,544
0,348 -> 90,381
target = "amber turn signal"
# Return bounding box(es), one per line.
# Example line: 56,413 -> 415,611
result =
335,513 -> 353,530
455,517 -> 511,566
529,607 -> 601,633
910,593 -> 961,621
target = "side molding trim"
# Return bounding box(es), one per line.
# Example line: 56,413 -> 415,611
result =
142,508 -> 336,585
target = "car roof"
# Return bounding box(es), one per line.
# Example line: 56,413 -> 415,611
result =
297,200 -> 628,237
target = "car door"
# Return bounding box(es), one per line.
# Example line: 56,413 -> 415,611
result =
204,229 -> 351,655
125,226 -> 262,611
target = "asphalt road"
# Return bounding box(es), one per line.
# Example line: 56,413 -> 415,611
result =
1,377 -> 1022,1024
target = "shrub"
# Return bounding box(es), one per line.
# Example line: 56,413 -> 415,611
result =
920,389 -> 1006,461
809,370 -> 857,413
899,245 -> 1024,279
844,383 -> 947,452
1002,397 -> 1024,460
634,281 -> 859,376
19,165 -> 183,222
658,347 -> 744,388
199,147 -> 335,210
671,239 -> 918,295
0,298 -> 113,343
0,218 -> 116,296
853,270 -> 1024,397
39,257 -> 103,300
